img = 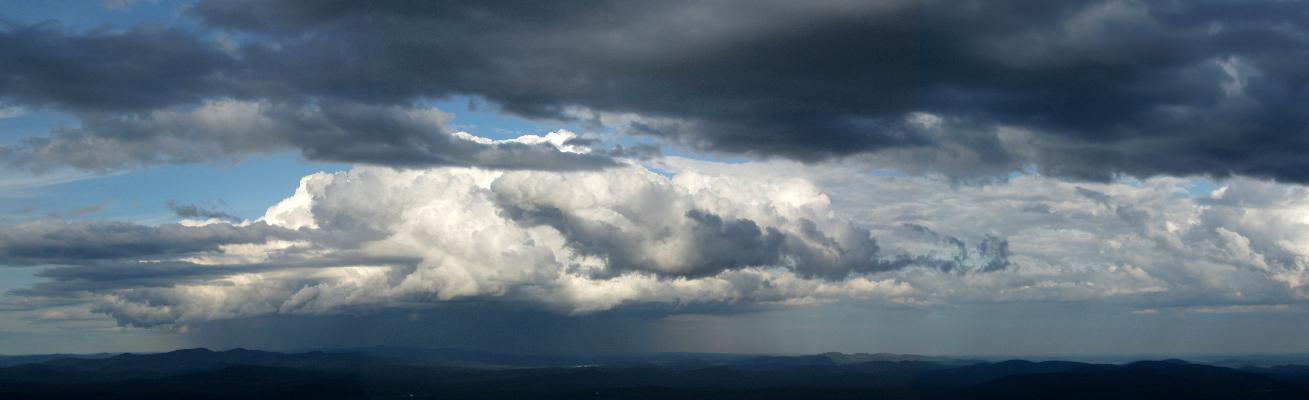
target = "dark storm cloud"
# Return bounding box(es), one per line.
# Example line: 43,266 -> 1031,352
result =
27,261 -> 272,292
0,219 -> 297,266
974,235 -> 1012,273
5,0 -> 1309,179
494,203 -> 788,278
1075,187 -> 1113,208
494,197 -> 889,279
682,210 -> 786,277
0,21 -> 615,171
184,0 -> 1309,182
0,21 -> 234,112
898,223 -> 1012,273
597,142 -> 662,161
21,253 -> 421,294
0,99 -> 615,171
168,201 -> 239,222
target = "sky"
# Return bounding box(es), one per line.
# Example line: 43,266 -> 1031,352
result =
2,0 -> 1309,357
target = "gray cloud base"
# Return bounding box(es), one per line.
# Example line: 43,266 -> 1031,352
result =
3,1 -> 1309,180
0,219 -> 297,266
1,98 -> 615,172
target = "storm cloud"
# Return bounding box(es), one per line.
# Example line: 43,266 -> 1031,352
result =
168,201 -> 238,222
2,1 -> 1307,181
64,162 -> 927,328
0,98 -> 615,171
0,219 -> 298,266
3,152 -> 1309,334
10,1 -> 1309,358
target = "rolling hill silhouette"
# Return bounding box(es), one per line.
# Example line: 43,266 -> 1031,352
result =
2,348 -> 1308,399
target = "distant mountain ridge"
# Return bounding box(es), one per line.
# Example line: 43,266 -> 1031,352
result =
0,353 -> 116,368
3,348 -> 1309,399
740,351 -> 983,368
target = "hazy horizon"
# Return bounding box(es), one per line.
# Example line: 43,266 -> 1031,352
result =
12,344 -> 1309,369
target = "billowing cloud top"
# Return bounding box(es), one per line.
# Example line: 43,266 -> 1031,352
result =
3,0 -> 1309,181
41,159 -> 924,327
4,150 -> 1309,329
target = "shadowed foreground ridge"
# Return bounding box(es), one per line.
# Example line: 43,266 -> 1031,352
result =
2,348 -> 1309,399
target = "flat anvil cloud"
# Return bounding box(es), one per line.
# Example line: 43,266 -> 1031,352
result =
4,0 -> 1309,181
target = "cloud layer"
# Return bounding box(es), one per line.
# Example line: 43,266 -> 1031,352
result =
4,152 -> 1309,329
4,1 -> 1309,180
2,98 -> 614,171
1,1 -> 1308,181
4,1 -> 1309,346
36,157 -> 932,327
705,159 -> 1309,308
